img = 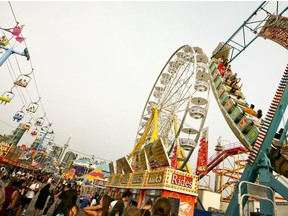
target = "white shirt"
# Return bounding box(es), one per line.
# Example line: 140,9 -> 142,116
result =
25,183 -> 40,198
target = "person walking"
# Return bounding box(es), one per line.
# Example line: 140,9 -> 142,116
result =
42,187 -> 55,216
21,178 -> 40,215
32,183 -> 51,216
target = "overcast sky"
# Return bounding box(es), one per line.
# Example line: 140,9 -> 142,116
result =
0,1 -> 287,167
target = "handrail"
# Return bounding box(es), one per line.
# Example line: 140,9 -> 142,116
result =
208,141 -> 243,163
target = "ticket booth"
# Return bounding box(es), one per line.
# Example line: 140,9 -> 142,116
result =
141,168 -> 199,216
131,188 -> 141,201
107,168 -> 199,216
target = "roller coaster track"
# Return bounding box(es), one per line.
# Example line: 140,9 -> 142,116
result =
211,1 -> 288,63
204,142 -> 248,176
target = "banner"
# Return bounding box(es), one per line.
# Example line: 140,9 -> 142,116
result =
144,138 -> 170,170
259,15 -> 288,50
196,127 -> 209,175
116,157 -> 133,174
109,161 -> 115,175
0,141 -> 11,156
131,148 -> 147,171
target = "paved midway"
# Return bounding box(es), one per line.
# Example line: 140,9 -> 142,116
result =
24,192 -> 86,216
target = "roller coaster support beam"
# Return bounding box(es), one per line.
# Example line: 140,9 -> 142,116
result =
225,74 -> 288,215
212,1 -> 288,63
0,45 -> 30,67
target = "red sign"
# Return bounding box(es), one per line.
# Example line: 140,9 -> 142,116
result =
171,173 -> 193,188
196,127 -> 209,175
259,15 -> 288,50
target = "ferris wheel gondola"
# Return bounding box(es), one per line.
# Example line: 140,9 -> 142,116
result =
130,45 -> 211,172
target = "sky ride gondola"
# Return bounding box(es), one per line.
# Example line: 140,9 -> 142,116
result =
14,69 -> 33,88
0,87 -> 15,105
22,119 -> 32,131
13,106 -> 25,122
31,128 -> 39,136
35,113 -> 45,127
26,97 -> 41,113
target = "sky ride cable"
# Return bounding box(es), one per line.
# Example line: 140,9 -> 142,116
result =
0,2 -> 54,133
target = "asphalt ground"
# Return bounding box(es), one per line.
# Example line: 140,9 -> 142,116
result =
23,192 -> 87,216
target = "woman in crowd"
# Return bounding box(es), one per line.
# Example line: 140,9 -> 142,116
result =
140,199 -> 153,216
152,197 -> 171,216
0,179 -> 21,216
83,194 -> 112,216
52,188 -> 79,216
33,183 -> 51,216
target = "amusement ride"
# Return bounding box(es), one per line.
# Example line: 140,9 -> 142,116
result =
106,1 -> 288,216
0,1 -> 287,216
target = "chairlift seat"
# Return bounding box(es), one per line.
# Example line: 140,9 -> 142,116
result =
0,96 -> 12,103
13,115 -> 23,121
0,40 -> 9,46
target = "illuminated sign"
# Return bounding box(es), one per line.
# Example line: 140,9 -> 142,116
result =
259,15 -> 288,50
120,174 -> 131,185
147,170 -> 165,185
171,173 -> 193,188
131,173 -> 144,184
112,175 -> 121,186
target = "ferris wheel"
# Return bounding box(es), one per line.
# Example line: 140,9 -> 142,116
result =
131,45 -> 210,172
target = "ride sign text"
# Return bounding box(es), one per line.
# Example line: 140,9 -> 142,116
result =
171,173 -> 193,188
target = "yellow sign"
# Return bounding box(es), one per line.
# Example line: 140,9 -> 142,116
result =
116,157 -> 133,174
130,171 -> 147,187
131,148 -> 147,171
144,138 -> 170,170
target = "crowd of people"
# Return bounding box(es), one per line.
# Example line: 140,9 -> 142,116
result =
0,166 -> 176,216
83,190 -> 173,216
216,56 -> 263,126
0,166 -> 81,216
